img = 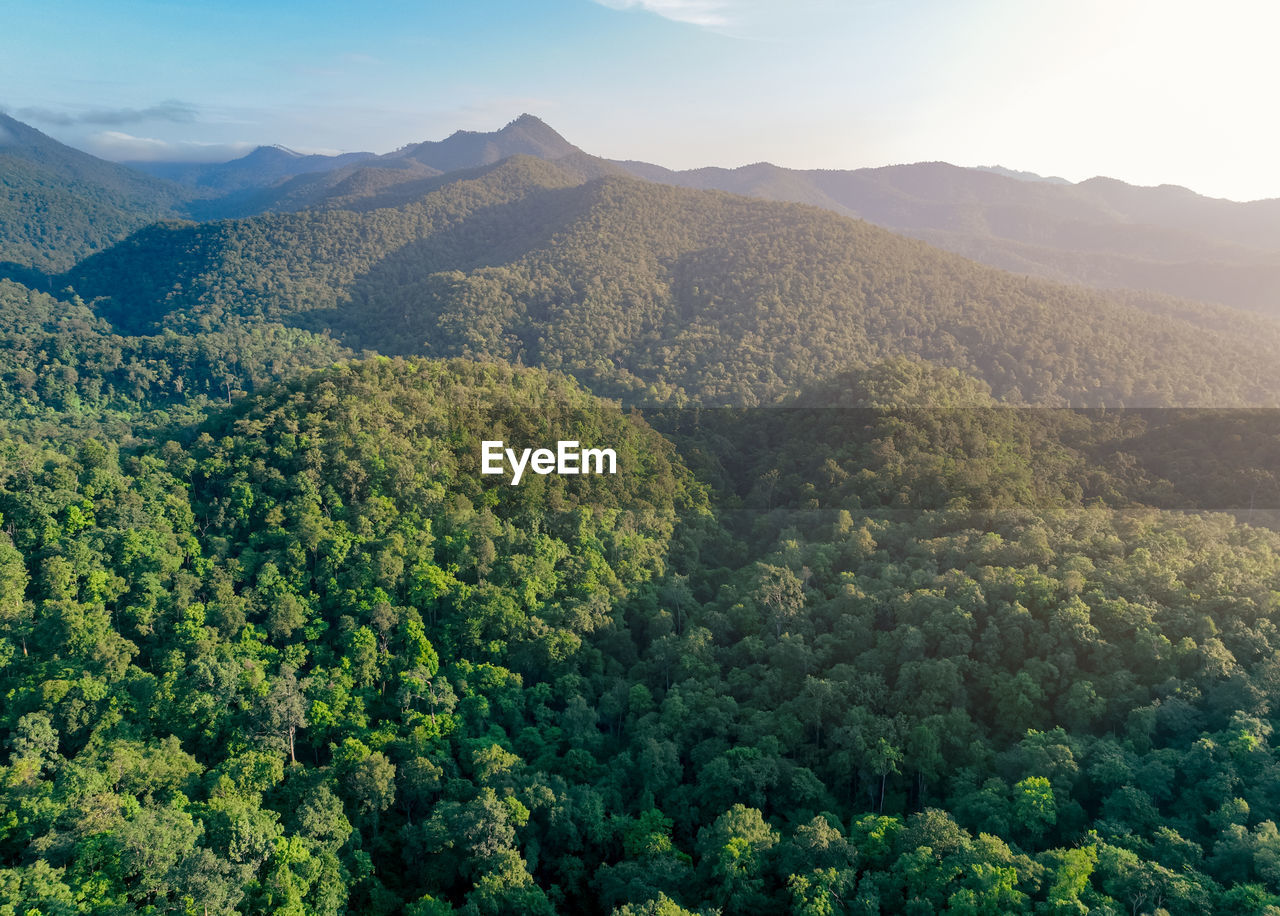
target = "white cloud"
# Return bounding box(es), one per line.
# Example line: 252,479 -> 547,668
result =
590,0 -> 735,28
84,130 -> 255,163
339,52 -> 382,66
587,1 -> 853,39
18,100 -> 197,127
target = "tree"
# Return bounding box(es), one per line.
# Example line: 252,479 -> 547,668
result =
0,533 -> 29,656
696,805 -> 779,913
755,564 -> 805,639
261,666 -> 307,764
1012,776 -> 1057,844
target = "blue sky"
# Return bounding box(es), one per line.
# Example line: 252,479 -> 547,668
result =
5,0 -> 1278,200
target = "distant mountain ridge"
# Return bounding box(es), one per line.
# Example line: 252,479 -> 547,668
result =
130,144 -> 376,192
975,165 -> 1071,184
611,157 -> 1280,313
61,155 -> 1280,408
97,114 -> 596,217
195,114 -> 623,217
3,111 -> 1280,314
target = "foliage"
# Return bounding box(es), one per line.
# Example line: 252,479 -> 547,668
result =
5,121 -> 1280,913
61,159 -> 1280,408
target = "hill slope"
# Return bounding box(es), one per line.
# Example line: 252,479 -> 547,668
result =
618,158 -> 1280,314
0,114 -> 201,271
63,157 -> 1280,407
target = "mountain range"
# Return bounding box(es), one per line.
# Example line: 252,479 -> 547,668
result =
621,157 -> 1280,313
129,145 -> 376,193
8,107 -> 1280,915
9,112 -> 1273,313
50,152 -> 1280,408
2,110 -> 1279,411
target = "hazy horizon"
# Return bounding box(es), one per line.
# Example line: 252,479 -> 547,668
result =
6,0 -> 1278,202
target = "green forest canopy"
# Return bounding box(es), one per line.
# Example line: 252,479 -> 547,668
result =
59,158 -> 1280,408
3,358 -> 1280,913
5,124 -> 1280,913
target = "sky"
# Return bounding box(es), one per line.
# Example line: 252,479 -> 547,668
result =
4,0 -> 1278,201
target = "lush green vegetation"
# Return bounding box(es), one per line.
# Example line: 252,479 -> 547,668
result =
2,356 -> 1280,914
0,278 -> 350,440
6,117 -> 1280,914
63,158 -> 1280,408
0,115 -> 199,272
0,359 -> 701,914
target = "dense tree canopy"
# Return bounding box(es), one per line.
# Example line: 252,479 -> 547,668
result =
1,357 -> 1279,913
61,158 -> 1280,408
5,122 -> 1280,914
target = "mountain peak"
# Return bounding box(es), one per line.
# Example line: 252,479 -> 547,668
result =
501,113 -> 574,148
506,112 -> 550,130
242,144 -> 304,162
390,114 -> 579,173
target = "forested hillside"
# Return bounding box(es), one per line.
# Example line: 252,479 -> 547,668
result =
0,115 -> 199,272
61,158 -> 1280,407
0,277 -> 350,436
5,108 -> 1280,915
4,359 -> 1280,914
618,159 -> 1280,315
